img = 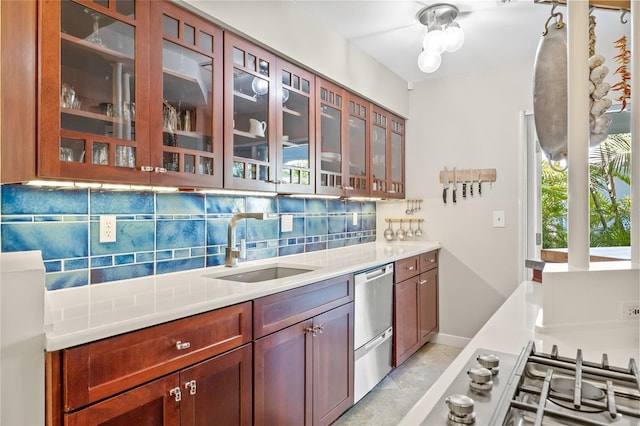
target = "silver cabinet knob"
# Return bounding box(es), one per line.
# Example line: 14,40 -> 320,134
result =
176,341 -> 191,350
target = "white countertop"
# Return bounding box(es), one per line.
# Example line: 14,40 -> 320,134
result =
400,280 -> 640,425
45,241 -> 440,351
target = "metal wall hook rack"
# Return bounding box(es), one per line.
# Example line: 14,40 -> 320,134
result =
385,218 -> 424,223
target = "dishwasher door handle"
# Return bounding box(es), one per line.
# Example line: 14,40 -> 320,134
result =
363,327 -> 393,352
362,264 -> 393,282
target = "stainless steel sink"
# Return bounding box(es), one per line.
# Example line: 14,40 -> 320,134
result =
204,266 -> 315,283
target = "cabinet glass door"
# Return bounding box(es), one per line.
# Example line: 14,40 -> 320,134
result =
316,80 -> 346,195
58,1 -> 139,170
371,108 -> 388,195
224,35 -> 277,190
277,62 -> 314,193
154,4 -> 223,187
389,117 -> 405,198
347,95 -> 369,196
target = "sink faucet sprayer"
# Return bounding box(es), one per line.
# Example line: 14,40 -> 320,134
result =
226,213 -> 268,267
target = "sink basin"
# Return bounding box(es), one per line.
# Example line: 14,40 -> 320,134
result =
204,266 -> 315,283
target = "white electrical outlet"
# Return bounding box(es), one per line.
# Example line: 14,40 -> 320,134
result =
99,215 -> 117,243
281,214 -> 293,233
622,301 -> 640,319
352,212 -> 358,226
493,211 -> 505,228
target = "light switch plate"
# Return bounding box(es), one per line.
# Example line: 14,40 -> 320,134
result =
493,211 -> 505,228
352,212 -> 358,226
281,214 -> 293,233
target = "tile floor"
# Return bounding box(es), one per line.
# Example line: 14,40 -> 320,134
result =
333,343 -> 462,425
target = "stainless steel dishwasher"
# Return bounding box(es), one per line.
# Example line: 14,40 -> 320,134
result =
354,263 -> 394,403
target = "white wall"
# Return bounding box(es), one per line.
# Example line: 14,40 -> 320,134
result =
181,0 -> 410,117
379,60 -> 535,341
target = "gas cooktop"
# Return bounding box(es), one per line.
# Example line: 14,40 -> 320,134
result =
423,341 -> 640,425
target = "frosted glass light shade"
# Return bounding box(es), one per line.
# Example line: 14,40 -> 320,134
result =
417,50 -> 441,73
444,24 -> 464,52
422,29 -> 446,54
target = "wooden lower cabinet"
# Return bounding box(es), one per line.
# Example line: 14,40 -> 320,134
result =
417,268 -> 439,346
394,250 -> 439,367
63,344 -> 252,426
254,303 -> 354,426
393,276 -> 420,366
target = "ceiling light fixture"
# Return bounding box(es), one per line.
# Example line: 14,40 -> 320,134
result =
416,3 -> 465,73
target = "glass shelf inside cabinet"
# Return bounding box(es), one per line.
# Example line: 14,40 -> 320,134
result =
232,69 -> 269,163
59,2 -> 137,167
162,39 -> 214,174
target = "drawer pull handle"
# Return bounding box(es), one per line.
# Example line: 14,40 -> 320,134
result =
155,167 -> 167,173
176,341 -> 191,350
427,258 -> 435,263
305,324 -> 324,337
185,379 -> 197,395
419,279 -> 428,285
140,166 -> 154,172
406,266 -> 415,271
170,387 -> 182,402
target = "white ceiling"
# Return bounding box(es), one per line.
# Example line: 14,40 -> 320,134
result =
293,0 -> 630,83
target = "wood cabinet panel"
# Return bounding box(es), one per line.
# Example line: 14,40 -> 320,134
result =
418,269 -> 439,345
394,276 -> 420,367
62,302 -> 251,411
180,344 -> 252,426
253,318 -> 313,426
395,255 -> 419,283
63,373 -> 180,426
0,0 -> 37,183
312,303 -> 354,426
253,274 -> 353,339
420,250 -> 438,273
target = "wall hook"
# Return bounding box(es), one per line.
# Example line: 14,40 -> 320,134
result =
620,10 -> 629,24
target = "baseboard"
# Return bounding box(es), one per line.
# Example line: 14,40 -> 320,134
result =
430,333 -> 471,348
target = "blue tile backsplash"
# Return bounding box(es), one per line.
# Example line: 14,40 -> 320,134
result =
0,184 -> 376,290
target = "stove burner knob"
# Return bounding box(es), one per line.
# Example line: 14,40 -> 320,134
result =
444,394 -> 475,423
477,353 -> 500,375
467,367 -> 492,384
467,367 -> 494,392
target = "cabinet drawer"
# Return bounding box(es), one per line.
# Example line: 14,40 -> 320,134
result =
420,250 -> 439,273
253,274 -> 354,339
395,255 -> 419,282
62,302 -> 252,411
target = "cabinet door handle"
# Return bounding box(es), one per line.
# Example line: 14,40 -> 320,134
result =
419,279 -> 428,285
185,379 -> 197,395
305,326 -> 318,337
169,387 -> 182,402
176,341 -> 191,350
155,167 -> 167,173
406,266 -> 415,271
315,324 -> 324,334
140,166 -> 154,172
426,258 -> 435,263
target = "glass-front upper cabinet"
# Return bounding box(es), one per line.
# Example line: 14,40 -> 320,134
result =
150,2 -> 223,187
371,105 -> 388,197
40,0 -> 149,182
275,60 -> 315,194
316,78 -> 347,196
346,93 -> 369,197
224,34 -> 277,191
389,115 -> 406,198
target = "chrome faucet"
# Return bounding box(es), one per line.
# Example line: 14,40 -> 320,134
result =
225,213 -> 266,267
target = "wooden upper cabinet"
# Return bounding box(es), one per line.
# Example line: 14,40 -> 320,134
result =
370,105 -> 405,198
149,1 -> 224,188
275,60 -> 316,194
389,113 -> 406,198
345,93 -> 370,197
39,0 -> 151,183
223,33 -> 278,191
315,78 -> 348,196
